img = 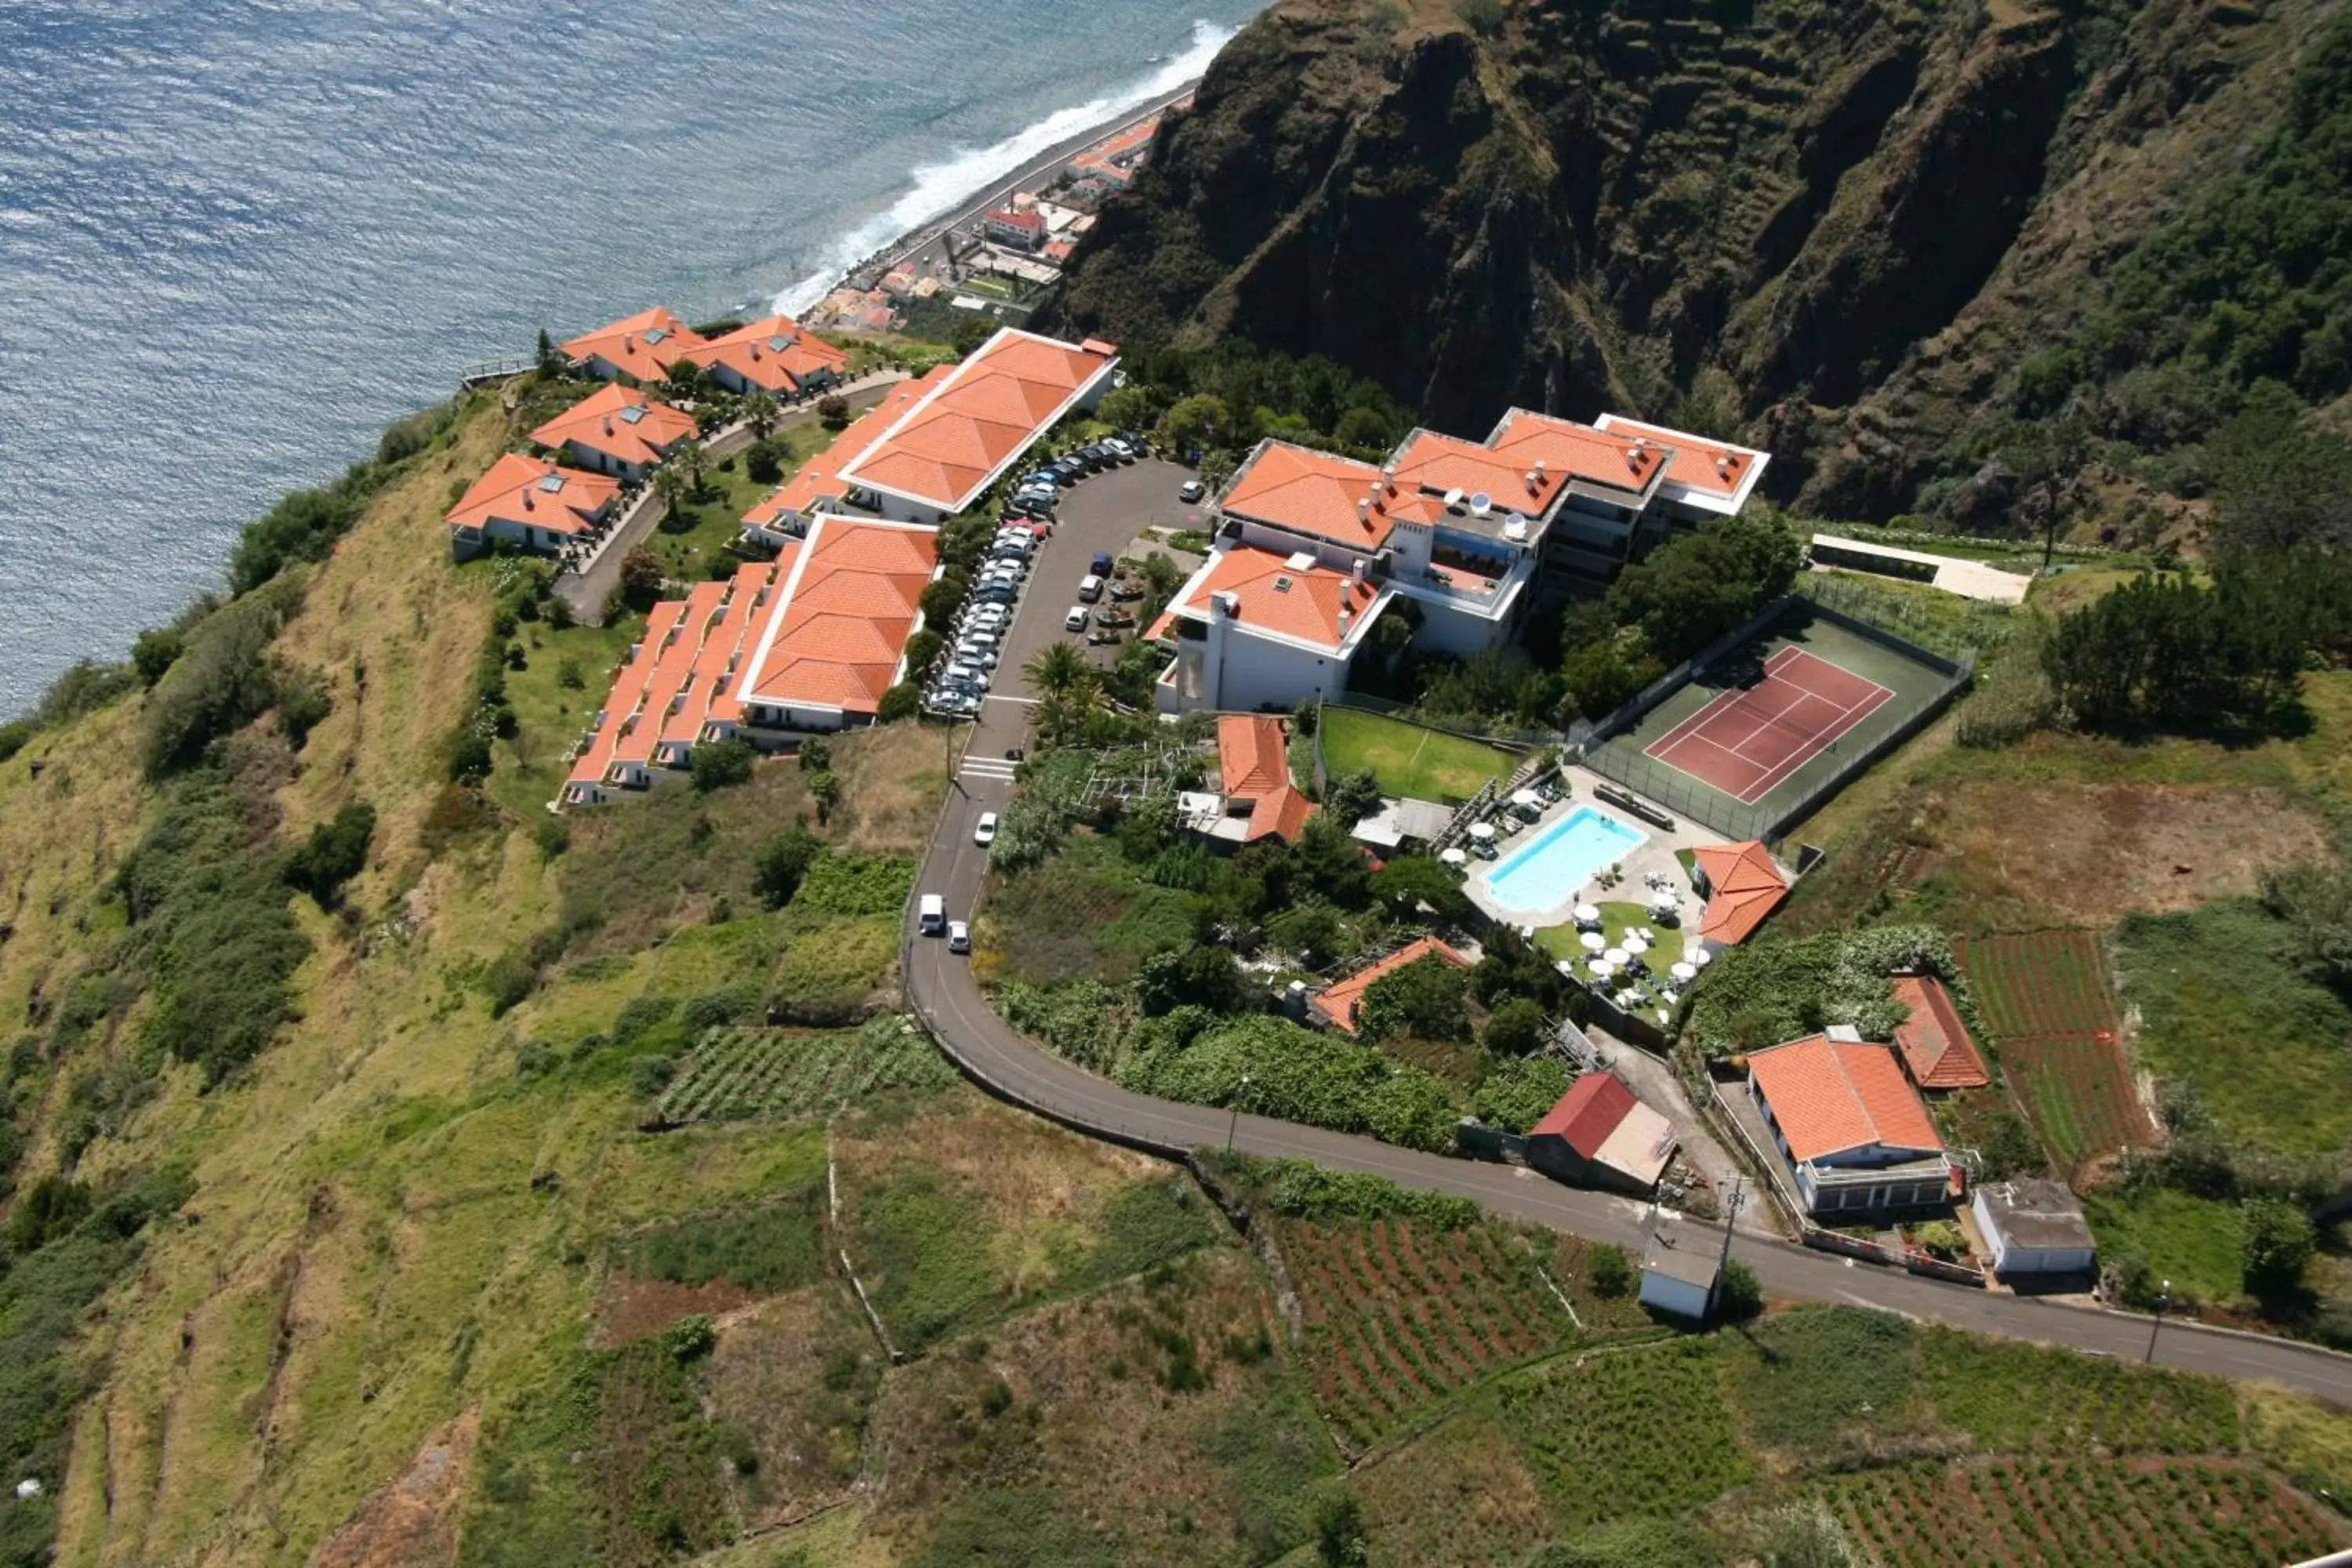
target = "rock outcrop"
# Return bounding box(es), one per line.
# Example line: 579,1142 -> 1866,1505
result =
1049,0 -> 2331,521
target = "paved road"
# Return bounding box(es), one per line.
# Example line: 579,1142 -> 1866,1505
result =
898,480 -> 2352,1410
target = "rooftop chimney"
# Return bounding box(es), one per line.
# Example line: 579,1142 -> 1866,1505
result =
1352,557 -> 1367,581
522,488 -> 535,510
622,332 -> 633,350
1534,459 -> 1548,480
1214,590 -> 1240,619
1526,470 -> 1542,495
1717,454 -> 1734,476
1357,499 -> 1371,524
603,418 -> 615,435
1337,607 -> 1352,636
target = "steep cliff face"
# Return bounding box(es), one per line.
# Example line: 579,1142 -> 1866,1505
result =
1051,0 -> 2336,522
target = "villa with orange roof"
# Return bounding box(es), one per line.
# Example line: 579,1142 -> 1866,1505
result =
531,383 -> 699,483
1888,975 -> 1991,1091
1156,411 -> 1772,710
1152,545 -> 1389,715
1746,1029 -> 1956,1216
562,307 -> 710,384
1178,715 -> 1318,845
684,315 -> 849,399
1690,840 -> 1789,951
1314,935 -> 1473,1034
562,515 -> 940,807
739,369 -> 949,549
445,453 -> 619,560
834,327 -> 1117,523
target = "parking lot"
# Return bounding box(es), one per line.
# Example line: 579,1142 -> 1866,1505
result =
951,456 -> 1203,712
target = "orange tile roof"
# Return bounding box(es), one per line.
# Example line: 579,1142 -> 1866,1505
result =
1593,414 -> 1766,503
562,307 -> 710,383
532,383 -> 699,470
684,314 -> 850,396
445,453 -> 618,538
1487,410 -> 1670,499
1070,114 -> 1160,181
1318,935 -> 1472,1035
1243,784 -> 1318,844
1531,1071 -> 1635,1152
1217,441 -> 1388,550
1218,714 -> 1291,799
1384,430 -> 1567,523
1692,840 -> 1787,946
738,517 -> 939,714
1748,1036 -> 1943,1163
1889,975 -> 1991,1091
568,563 -> 786,789
746,370 -> 947,532
837,328 -> 1116,511
1167,546 -> 1384,653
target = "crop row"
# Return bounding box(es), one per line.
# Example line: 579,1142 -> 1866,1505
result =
2001,1033 -> 2154,1167
658,1024 -> 954,1123
1285,1219 -> 1572,1446
1823,1456 -> 2337,1568
1955,931 -> 2120,1040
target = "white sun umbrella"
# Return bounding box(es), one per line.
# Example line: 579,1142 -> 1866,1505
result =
1603,947 -> 1629,967
1587,956 -> 1615,978
1573,902 -> 1602,926
1622,935 -> 1650,956
1511,788 -> 1543,810
1439,847 -> 1468,867
1579,930 -> 1606,953
1670,960 -> 1698,982
1692,947 -> 1713,967
1469,821 -> 1496,841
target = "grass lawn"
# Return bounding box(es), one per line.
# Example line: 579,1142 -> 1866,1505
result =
646,426 -> 830,583
2079,1186 -> 2246,1309
1318,707 -> 1515,804
1535,899 -> 1686,976
2114,899 -> 2352,1159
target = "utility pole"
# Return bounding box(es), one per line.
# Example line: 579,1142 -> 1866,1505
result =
2144,1279 -> 2172,1364
1226,1073 -> 1251,1155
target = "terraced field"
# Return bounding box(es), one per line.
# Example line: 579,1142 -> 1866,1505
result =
655,1022 -> 957,1123
1955,931 -> 2152,1169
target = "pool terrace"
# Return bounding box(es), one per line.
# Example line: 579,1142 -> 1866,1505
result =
1461,772 -> 1717,938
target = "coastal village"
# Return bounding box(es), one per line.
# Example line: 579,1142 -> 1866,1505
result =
439,227 -> 2107,1320
9,7 -> 2352,1563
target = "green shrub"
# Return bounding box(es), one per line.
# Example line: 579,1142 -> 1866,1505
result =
1356,954 -> 1472,1044
753,824 -> 822,909
794,852 -> 916,916
130,627 -> 184,688
689,739 -> 755,793
665,1314 -> 716,1362
228,480 -> 369,594
34,660 -> 140,729
1717,1260 -> 1764,1323
680,982 -> 763,1032
612,995 -> 678,1044
1588,1242 -> 1633,1298
274,666 -> 333,748
284,801 -> 375,906
140,580 -> 303,776
1232,1156 -> 1479,1229
1480,996 -> 1552,1058
484,956 -> 538,1018
0,721 -> 29,764
1472,1054 -> 1570,1131
1122,1015 -> 1461,1153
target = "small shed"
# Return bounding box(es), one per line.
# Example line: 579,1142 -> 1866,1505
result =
1971,1179 -> 2097,1279
1525,1073 -> 1678,1195
1639,1214 -> 1724,1321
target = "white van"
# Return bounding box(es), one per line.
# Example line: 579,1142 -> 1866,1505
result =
1077,573 -> 1105,603
918,894 -> 946,935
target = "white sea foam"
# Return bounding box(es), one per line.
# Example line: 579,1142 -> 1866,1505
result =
771,17 -> 1232,314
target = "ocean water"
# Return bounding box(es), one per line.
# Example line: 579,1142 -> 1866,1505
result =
0,0 -> 1259,716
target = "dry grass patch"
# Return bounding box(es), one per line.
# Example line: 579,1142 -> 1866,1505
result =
1358,1406 -> 1556,1568
831,1090 -> 1220,1351
830,720 -> 958,856
865,1249 -> 1334,1566
309,1408 -> 479,1568
705,1284 -> 886,1530
592,1274 -> 763,1348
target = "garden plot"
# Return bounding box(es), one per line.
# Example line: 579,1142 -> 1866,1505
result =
1955,930 -> 2153,1167
1818,1456 -> 2343,1568
655,1021 -> 956,1123
1280,1218 -> 1580,1450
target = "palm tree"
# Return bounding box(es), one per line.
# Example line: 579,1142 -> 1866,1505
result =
742,391 -> 779,441
1024,641 -> 1094,699
670,440 -> 710,502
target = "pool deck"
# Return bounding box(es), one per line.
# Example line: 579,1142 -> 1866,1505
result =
1465,768 -> 1720,934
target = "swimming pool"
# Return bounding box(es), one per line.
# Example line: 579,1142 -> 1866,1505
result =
1481,806 -> 1648,915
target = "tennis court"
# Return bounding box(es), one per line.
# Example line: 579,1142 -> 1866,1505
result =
1581,603 -> 1964,840
1643,646 -> 1894,804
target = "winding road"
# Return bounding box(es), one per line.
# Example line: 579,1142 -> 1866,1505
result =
895,462 -> 2352,1410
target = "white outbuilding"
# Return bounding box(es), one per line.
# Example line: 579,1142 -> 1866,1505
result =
1971,1179 -> 2097,1279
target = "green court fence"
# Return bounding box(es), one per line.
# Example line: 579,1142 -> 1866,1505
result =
1572,593 -> 1976,845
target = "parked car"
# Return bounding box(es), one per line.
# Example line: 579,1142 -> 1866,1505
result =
1118,428 -> 1149,453
1108,579 -> 1144,601
1064,606 -> 1088,632
1020,470 -> 1059,489
1089,551 -> 1115,576
1178,479 -> 1206,503
919,895 -> 946,935
1094,606 -> 1134,629
1077,573 -> 1105,603
954,644 -> 997,670
974,811 -> 998,846
947,920 -> 971,953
